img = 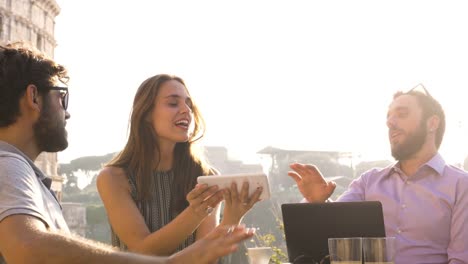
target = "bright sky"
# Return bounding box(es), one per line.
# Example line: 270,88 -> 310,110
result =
54,0 -> 468,166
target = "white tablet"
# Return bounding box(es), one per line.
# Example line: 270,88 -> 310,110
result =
197,173 -> 271,200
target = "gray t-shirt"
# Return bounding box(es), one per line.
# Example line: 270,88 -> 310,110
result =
0,141 -> 69,263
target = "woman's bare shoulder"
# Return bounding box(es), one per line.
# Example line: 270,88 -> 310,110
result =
97,166 -> 129,191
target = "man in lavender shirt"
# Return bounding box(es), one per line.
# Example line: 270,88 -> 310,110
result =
288,85 -> 468,264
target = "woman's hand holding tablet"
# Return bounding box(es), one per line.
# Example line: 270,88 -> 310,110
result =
197,173 -> 271,201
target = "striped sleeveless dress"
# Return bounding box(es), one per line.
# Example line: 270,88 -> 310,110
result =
111,170 -> 196,252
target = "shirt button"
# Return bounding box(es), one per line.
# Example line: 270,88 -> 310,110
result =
397,229 -> 402,234
401,204 -> 407,209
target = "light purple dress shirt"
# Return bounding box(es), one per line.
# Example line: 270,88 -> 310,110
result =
337,153 -> 468,264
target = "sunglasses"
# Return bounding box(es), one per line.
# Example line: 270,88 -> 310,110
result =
406,83 -> 432,97
47,86 -> 69,110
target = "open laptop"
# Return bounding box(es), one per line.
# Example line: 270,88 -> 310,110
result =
281,201 -> 386,264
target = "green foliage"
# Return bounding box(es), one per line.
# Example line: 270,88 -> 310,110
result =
243,197 -> 289,264
85,204 -> 111,243
60,153 -> 114,203
86,222 -> 111,244
250,217 -> 289,264
252,233 -> 276,247
59,154 -> 114,244
86,204 -> 108,225
62,190 -> 102,204
63,173 -> 81,195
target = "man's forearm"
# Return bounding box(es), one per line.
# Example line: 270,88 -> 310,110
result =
20,231 -> 168,264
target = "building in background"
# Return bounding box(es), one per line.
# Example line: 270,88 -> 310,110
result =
258,146 -> 354,199
0,0 -> 59,57
0,0 -> 64,199
61,202 -> 86,237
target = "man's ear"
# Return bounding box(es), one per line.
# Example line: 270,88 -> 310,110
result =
25,84 -> 41,111
427,115 -> 440,133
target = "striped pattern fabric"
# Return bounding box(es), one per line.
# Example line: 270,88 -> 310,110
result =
111,170 -> 196,252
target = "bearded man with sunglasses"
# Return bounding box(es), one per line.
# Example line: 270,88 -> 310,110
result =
0,43 -> 254,264
289,85 -> 468,264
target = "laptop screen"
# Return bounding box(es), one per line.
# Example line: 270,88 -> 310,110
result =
281,201 -> 386,264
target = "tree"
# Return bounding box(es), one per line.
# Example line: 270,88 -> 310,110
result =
60,152 -> 116,202
63,173 -> 80,196
59,153 -> 116,243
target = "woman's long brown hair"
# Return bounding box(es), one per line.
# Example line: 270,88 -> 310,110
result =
107,74 -> 213,214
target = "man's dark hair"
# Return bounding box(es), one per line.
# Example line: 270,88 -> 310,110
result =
0,42 -> 68,127
393,88 -> 446,149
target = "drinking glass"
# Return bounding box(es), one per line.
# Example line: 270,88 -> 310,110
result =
363,237 -> 396,264
328,237 -> 362,264
247,247 -> 273,264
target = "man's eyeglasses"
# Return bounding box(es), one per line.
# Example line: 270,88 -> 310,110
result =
47,86 -> 69,110
407,83 -> 431,97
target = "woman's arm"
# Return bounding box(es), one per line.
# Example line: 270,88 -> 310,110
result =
97,167 -> 223,256
195,204 -> 221,264
196,205 -> 220,240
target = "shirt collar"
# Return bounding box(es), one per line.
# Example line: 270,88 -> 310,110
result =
388,152 -> 445,177
386,161 -> 399,177
0,140 -> 52,189
425,152 -> 446,175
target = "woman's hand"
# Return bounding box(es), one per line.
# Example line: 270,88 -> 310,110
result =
221,182 -> 263,225
187,184 -> 223,220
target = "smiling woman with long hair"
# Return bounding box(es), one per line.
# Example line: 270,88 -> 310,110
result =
96,74 -> 262,260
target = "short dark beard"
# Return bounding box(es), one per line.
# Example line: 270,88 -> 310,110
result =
33,94 -> 68,152
391,120 -> 427,161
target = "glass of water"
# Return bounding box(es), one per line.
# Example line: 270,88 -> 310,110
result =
328,237 -> 362,264
362,237 -> 396,264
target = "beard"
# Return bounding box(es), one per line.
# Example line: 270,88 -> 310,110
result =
391,121 -> 427,161
33,96 -> 68,152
